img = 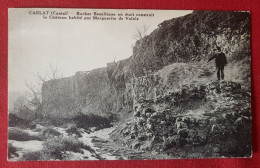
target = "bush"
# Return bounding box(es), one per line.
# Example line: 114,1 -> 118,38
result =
43,136 -> 94,160
21,151 -> 49,161
66,125 -> 82,137
8,113 -> 31,128
8,128 -> 42,141
34,127 -> 43,132
41,127 -> 61,139
8,143 -> 18,159
73,113 -> 112,130
29,122 -> 37,130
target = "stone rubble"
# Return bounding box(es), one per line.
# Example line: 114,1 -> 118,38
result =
114,81 -> 251,157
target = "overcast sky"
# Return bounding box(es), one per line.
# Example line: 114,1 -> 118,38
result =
9,8 -> 192,92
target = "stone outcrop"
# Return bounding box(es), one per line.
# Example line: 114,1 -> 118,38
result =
41,11 -> 250,118
111,81 -> 251,157
42,68 -> 133,118
41,11 -> 251,157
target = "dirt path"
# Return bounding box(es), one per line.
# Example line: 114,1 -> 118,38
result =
9,126 -> 171,160
80,127 -> 171,160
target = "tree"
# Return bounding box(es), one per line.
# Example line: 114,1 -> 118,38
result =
13,95 -> 27,113
133,24 -> 150,40
25,64 -> 63,118
26,64 -> 82,119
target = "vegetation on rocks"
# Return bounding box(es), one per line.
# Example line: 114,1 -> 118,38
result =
20,136 -> 97,161
38,11 -> 250,158
8,143 -> 18,159
42,137 -> 94,160
66,125 -> 82,138
111,80 -> 251,158
9,11 -> 251,160
8,113 -> 34,129
41,127 -> 62,139
8,127 -> 42,141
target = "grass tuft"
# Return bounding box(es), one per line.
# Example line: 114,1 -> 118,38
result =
8,128 -> 42,141
8,143 -> 19,159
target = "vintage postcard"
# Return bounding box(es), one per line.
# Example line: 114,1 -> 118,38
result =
8,8 -> 251,160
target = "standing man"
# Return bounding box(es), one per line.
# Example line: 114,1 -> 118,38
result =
208,46 -> 228,80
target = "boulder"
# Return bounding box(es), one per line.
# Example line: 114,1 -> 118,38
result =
163,138 -> 174,150
175,121 -> 188,129
146,113 -> 152,117
144,108 -> 155,114
188,129 -> 198,139
146,132 -> 153,138
133,110 -> 141,117
140,141 -> 153,150
151,112 -> 159,118
197,132 -> 207,145
182,117 -> 190,123
210,125 -> 219,133
131,142 -> 141,149
138,135 -> 148,141
209,117 -> 218,124
197,118 -> 209,127
160,120 -> 167,125
213,147 -> 220,153
168,135 -> 181,146
137,118 -> 145,126
188,117 -> 196,124
147,123 -> 153,130
176,117 -> 182,122
147,118 -> 155,124
29,122 -> 37,130
177,128 -> 189,139
130,134 -> 136,139
234,116 -> 248,127
123,131 -> 130,136
165,114 -> 170,120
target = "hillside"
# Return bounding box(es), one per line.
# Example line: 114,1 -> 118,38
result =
39,11 -> 251,158
41,11 -> 250,118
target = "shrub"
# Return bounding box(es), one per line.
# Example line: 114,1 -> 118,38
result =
43,136 -> 94,160
8,128 -> 42,141
29,122 -> 37,130
8,113 -> 31,128
41,127 -> 62,139
66,125 -> 82,137
8,143 -> 18,159
20,151 -> 49,161
34,127 -> 43,132
73,113 -> 112,130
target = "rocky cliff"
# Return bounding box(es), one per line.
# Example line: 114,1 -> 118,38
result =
42,11 -> 250,118
110,79 -> 251,157
41,11 -> 251,157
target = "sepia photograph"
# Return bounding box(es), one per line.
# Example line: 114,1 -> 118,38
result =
8,8 -> 251,161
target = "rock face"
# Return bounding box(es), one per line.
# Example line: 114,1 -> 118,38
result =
111,80 -> 251,157
42,11 -> 250,119
41,67 -> 133,118
41,11 -> 251,157
129,11 -> 250,80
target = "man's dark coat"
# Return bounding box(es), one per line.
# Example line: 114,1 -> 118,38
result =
208,53 -> 227,67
